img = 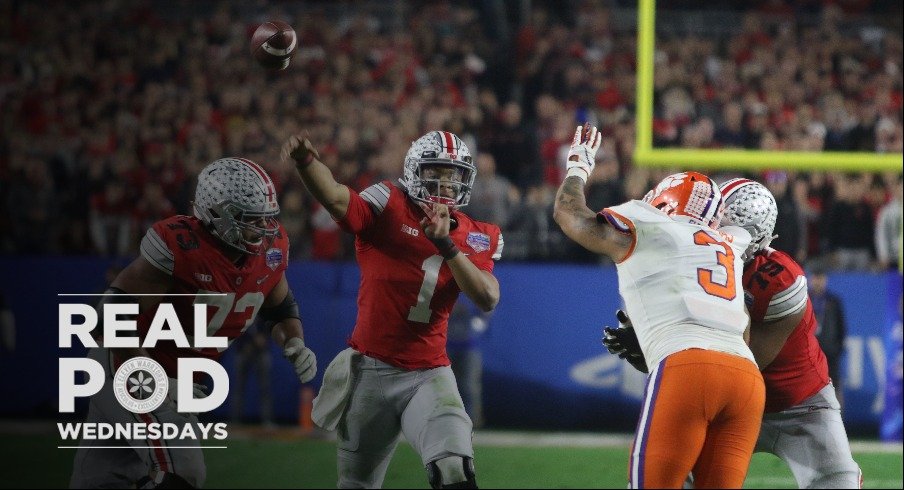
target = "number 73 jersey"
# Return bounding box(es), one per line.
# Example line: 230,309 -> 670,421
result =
337,181 -> 503,370
137,215 -> 289,376
599,200 -> 756,369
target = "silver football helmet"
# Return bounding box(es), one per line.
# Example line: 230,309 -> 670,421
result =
193,157 -> 280,255
719,178 -> 778,262
399,131 -> 476,208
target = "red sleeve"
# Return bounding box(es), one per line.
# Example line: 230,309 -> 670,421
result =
336,189 -> 377,234
337,182 -> 394,234
743,251 -> 807,323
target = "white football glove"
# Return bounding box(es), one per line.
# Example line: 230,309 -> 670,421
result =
283,337 -> 317,383
566,124 -> 603,183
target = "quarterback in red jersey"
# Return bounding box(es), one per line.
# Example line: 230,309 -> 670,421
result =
283,130 -> 501,489
70,158 -> 317,489
605,178 -> 861,488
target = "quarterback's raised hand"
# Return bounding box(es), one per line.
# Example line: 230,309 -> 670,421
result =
602,309 -> 648,374
281,132 -> 350,219
566,123 -> 603,183
283,337 -> 317,383
282,133 -> 321,170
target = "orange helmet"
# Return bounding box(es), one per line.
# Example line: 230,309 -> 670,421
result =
642,171 -> 724,229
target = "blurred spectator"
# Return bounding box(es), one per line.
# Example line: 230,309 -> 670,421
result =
765,171 -> 806,262
808,264 -> 848,408
875,176 -> 903,271
467,153 -> 519,229
6,158 -> 58,254
0,0 -> 900,267
505,184 -> 557,261
89,181 -> 133,257
447,298 -> 489,428
231,323 -> 274,427
823,174 -> 877,270
485,101 -> 542,189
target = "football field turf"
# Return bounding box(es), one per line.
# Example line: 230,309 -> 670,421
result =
3,430 -> 901,488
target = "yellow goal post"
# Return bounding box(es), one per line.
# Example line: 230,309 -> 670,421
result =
633,0 -> 902,172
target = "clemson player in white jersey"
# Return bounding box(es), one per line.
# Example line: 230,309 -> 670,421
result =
553,124 -> 765,488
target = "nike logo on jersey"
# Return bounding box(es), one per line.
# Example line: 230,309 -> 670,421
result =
257,275 -> 270,285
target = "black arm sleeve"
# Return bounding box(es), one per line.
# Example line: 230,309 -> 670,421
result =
259,288 -> 301,331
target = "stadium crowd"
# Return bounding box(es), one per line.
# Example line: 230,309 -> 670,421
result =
1,0 -> 901,270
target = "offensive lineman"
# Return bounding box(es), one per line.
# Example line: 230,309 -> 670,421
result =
70,158 -> 317,488
283,131 -> 502,488
553,124 -> 765,488
606,178 -> 861,488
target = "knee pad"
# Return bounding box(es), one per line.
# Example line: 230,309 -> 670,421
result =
427,456 -> 477,489
136,472 -> 195,489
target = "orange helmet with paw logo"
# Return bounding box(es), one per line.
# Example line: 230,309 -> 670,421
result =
642,171 -> 724,229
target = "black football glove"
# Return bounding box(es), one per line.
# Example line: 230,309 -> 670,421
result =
602,309 -> 648,374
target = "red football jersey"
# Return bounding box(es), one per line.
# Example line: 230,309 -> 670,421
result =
743,248 -> 830,413
337,181 -> 502,369
135,215 -> 289,375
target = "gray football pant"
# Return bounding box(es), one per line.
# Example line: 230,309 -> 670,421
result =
69,348 -> 206,489
336,355 -> 474,489
755,382 -> 860,489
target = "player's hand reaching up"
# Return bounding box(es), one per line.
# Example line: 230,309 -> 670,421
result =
281,133 -> 321,170
283,337 -> 317,383
566,123 -> 602,183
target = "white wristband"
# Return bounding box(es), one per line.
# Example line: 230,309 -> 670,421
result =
566,167 -> 590,183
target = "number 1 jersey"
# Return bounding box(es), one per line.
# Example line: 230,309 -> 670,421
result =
337,181 -> 503,370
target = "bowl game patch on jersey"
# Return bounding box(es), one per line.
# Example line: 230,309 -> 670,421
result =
266,248 -> 283,270
466,232 -> 491,253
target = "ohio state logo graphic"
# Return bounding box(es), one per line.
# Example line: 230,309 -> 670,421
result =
112,357 -> 169,414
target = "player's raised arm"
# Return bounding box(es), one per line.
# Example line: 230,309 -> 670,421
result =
282,133 -> 351,219
552,124 -> 632,261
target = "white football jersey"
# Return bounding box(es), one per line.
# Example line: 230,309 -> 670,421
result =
601,200 -> 756,368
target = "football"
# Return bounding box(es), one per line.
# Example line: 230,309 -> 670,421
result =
250,21 -> 297,71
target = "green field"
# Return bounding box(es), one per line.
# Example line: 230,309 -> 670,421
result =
3,431 -> 901,488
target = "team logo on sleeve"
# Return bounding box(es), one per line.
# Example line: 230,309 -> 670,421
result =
466,232 -> 491,253
265,248 -> 283,270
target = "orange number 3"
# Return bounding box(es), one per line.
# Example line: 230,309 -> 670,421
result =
693,230 -> 736,301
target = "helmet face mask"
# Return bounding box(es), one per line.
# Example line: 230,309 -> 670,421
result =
643,171 -> 724,230
719,178 -> 778,262
194,158 -> 281,255
400,131 -> 476,208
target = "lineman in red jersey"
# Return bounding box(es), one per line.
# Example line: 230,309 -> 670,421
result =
70,158 -> 317,489
283,130 -> 501,489
606,179 -> 861,488
721,178 -> 860,488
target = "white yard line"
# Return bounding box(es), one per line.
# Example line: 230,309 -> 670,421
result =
3,422 -> 902,454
